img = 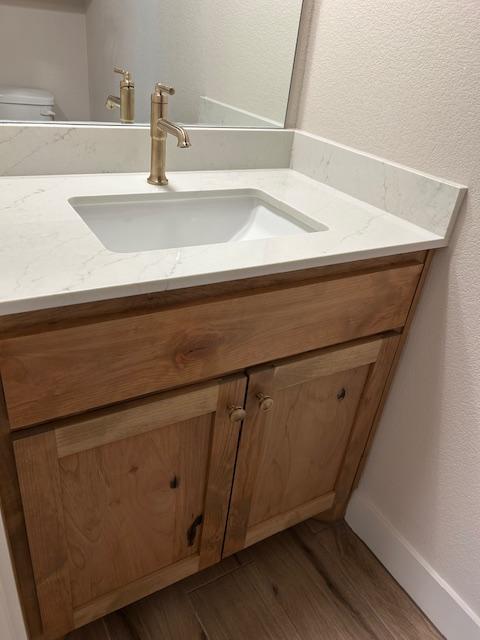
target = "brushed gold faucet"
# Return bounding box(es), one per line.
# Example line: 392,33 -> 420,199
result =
105,67 -> 135,124
148,83 -> 191,186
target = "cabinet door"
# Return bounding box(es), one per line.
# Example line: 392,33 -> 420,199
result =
224,337 -> 398,555
14,376 -> 246,638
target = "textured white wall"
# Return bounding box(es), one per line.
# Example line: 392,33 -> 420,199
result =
196,0 -> 302,125
85,0 -> 302,125
297,0 -> 480,618
0,0 -> 90,121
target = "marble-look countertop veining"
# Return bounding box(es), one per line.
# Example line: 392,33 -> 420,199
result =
0,168 -> 464,315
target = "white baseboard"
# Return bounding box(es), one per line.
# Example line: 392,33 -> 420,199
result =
346,490 -> 480,640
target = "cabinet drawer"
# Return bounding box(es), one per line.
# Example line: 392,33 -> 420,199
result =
0,262 -> 422,428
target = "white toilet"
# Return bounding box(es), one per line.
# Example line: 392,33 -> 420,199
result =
0,86 -> 55,121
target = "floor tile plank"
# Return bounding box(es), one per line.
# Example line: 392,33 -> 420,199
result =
237,529 -> 391,640
297,521 -> 443,639
122,584 -> 207,640
66,521 -> 443,640
66,619 -> 110,640
67,612 -> 133,640
102,612 -> 138,640
189,562 -> 301,640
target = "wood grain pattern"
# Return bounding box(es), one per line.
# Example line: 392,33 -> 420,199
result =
0,381 -> 43,640
273,337 -> 382,389
237,528 -> 392,640
13,431 -> 74,637
73,555 -> 200,630
120,583 -> 207,640
199,376 -> 247,569
61,414 -> 211,608
296,521 -> 442,639
67,520 -> 442,640
189,562 -> 302,640
0,251 -> 431,639
1,263 -> 422,428
225,339 -> 378,554
13,376 -> 245,637
248,366 -> 370,526
55,383 -> 219,458
180,555 -> 241,594
245,492 -> 335,548
318,335 -> 401,522
223,367 -> 275,557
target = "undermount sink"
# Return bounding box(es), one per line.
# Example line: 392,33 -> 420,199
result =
69,189 -> 325,253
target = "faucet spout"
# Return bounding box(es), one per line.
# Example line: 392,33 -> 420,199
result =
105,95 -> 121,110
157,118 -> 191,148
148,83 -> 192,186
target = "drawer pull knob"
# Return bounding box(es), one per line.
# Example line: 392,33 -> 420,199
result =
229,406 -> 247,423
257,393 -> 274,412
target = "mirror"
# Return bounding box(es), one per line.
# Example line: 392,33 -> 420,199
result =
0,0 -> 304,127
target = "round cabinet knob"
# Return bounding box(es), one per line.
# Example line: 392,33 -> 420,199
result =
229,406 -> 246,423
256,392 -> 274,412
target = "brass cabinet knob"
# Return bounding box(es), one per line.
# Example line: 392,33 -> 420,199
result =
256,393 -> 274,412
229,406 -> 246,423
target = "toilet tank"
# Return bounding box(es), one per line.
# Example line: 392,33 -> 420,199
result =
0,86 -> 55,121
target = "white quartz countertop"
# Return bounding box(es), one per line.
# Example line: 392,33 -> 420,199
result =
0,168 -> 458,315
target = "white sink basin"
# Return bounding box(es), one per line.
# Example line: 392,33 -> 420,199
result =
69,189 -> 325,253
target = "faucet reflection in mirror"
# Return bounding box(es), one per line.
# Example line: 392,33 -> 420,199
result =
148,83 -> 192,186
105,67 -> 135,124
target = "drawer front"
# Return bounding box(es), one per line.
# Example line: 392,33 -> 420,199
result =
0,263 -> 422,428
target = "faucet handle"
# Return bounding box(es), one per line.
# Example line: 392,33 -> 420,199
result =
114,67 -> 134,87
154,83 -> 175,96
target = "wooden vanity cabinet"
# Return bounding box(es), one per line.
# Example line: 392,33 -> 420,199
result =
0,251 -> 432,639
11,336 -> 399,638
12,376 -> 246,638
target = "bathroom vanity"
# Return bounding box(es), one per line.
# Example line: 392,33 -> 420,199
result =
0,155 -> 466,640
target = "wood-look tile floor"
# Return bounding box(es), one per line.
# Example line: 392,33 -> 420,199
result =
67,521 -> 443,640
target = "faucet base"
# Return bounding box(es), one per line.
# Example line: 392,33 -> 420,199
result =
147,175 -> 169,186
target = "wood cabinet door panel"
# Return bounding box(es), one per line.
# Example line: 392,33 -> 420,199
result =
14,376 -> 246,637
248,366 -> 370,528
224,337 -> 397,555
59,414 -> 211,608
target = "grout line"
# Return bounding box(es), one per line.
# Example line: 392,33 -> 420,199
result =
181,589 -> 211,640
182,559 -> 246,595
